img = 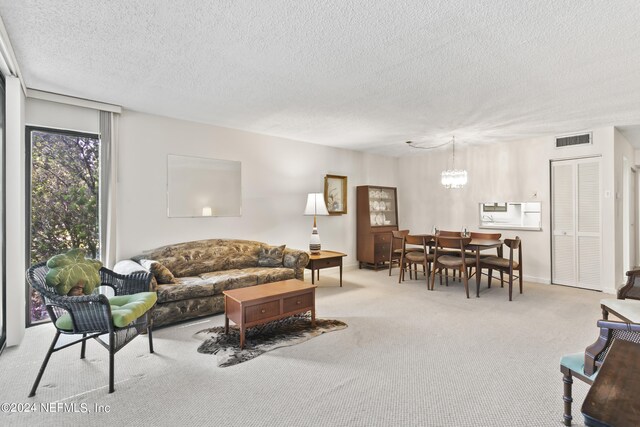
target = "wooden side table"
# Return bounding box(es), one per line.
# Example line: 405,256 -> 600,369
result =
306,250 -> 347,287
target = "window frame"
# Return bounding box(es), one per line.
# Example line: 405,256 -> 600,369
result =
24,126 -> 101,327
0,72 -> 6,351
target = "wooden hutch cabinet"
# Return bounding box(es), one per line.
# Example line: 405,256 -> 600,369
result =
356,186 -> 399,270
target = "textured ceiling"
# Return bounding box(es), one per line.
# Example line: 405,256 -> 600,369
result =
1,1 -> 640,155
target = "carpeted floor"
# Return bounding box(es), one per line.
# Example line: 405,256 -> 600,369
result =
0,268 -> 603,426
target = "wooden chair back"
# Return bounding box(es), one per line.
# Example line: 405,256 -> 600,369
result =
504,237 -> 522,264
405,234 -> 430,246
504,237 -> 521,250
437,230 -> 461,237
392,230 -> 410,239
470,232 -> 501,240
436,236 -> 471,250
388,230 -> 411,276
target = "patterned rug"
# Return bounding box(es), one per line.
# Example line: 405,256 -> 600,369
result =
196,313 -> 347,367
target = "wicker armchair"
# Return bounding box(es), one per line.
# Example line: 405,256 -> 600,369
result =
560,320 -> 640,425
27,262 -> 155,396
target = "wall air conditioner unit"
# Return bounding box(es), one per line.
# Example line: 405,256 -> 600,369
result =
555,132 -> 592,148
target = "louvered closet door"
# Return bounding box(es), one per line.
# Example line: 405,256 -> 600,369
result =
551,158 -> 601,290
552,161 -> 576,285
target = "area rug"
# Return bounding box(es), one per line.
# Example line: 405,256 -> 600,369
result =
196,314 -> 347,367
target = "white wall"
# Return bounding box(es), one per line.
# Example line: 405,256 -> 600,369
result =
116,110 -> 397,267
397,127 -> 617,291
5,76 -> 25,346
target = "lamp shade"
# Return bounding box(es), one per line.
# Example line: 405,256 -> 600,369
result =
304,193 -> 329,216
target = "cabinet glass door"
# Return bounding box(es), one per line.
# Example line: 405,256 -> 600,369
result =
368,187 -> 397,227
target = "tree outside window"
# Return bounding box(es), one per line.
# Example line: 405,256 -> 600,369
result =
28,128 -> 100,324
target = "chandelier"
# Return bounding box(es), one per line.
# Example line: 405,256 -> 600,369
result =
406,136 -> 468,189
441,136 -> 467,189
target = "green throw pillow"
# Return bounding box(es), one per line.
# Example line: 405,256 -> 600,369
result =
45,248 -> 103,296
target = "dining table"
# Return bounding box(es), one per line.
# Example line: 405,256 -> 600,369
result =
412,234 -> 503,297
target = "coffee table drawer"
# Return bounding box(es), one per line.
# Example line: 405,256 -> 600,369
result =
283,292 -> 313,313
245,300 -> 280,323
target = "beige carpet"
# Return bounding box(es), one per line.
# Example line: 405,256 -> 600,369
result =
0,268 -> 603,426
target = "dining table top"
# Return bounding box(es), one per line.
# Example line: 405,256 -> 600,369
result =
409,234 -> 502,248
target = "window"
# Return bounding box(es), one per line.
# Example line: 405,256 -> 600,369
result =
26,127 -> 100,325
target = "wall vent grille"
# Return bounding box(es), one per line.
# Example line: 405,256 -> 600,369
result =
555,133 -> 592,148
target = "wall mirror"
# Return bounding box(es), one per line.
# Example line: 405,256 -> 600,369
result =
167,154 -> 241,217
479,202 -> 541,231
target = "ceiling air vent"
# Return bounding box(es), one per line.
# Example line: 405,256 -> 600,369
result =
555,132 -> 592,148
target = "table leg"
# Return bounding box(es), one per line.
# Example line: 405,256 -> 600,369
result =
311,306 -> 316,327
224,314 -> 229,334
311,267 -> 315,284
340,261 -> 343,287
240,326 -> 245,349
476,250 -> 481,298
317,269 -> 320,281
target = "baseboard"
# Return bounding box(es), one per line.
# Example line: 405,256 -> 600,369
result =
523,275 -> 551,284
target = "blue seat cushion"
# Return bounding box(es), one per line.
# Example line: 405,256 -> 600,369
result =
560,352 -> 598,380
56,292 -> 157,330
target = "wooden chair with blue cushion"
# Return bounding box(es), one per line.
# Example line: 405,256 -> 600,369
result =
27,261 -> 157,396
560,320 -> 640,425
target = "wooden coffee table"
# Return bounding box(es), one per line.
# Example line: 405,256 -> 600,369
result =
223,279 -> 316,349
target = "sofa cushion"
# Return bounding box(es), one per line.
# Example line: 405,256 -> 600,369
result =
258,244 -> 286,267
241,267 -> 295,284
199,269 -> 262,291
157,270 -> 260,303
135,239 -> 264,277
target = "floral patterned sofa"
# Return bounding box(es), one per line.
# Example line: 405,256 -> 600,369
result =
114,239 -> 310,327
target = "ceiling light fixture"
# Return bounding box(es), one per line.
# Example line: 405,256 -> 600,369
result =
441,136 -> 467,189
406,137 -> 468,189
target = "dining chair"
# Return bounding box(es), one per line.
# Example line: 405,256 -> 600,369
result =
480,237 -> 522,301
560,319 -> 640,425
27,262 -> 156,396
435,230 -> 464,280
398,234 -> 433,285
467,231 -> 502,277
430,236 -> 472,298
388,230 -> 418,276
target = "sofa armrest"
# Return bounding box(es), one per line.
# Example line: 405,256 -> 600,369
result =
113,260 -> 158,291
283,249 -> 310,280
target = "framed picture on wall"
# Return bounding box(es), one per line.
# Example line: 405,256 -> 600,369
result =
324,174 -> 348,215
